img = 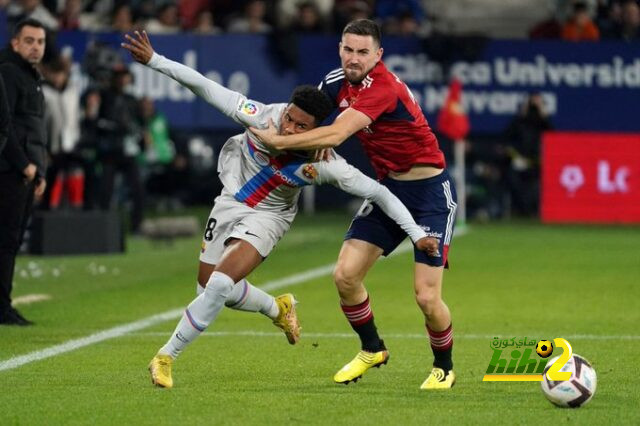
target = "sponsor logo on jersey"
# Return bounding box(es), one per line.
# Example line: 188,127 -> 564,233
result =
240,101 -> 258,116
271,166 -> 298,186
302,164 -> 318,180
253,151 -> 270,166
339,98 -> 349,108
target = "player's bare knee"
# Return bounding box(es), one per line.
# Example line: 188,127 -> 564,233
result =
333,266 -> 360,294
414,289 -> 440,317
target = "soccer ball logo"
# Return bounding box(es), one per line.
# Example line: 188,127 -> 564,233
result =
536,340 -> 553,358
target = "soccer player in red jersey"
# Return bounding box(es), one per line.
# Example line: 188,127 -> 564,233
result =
251,19 -> 458,389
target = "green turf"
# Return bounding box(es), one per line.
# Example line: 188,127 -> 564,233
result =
0,214 -> 639,425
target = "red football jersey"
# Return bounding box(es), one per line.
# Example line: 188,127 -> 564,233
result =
320,61 -> 446,179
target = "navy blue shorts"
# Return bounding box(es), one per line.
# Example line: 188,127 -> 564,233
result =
345,169 -> 457,267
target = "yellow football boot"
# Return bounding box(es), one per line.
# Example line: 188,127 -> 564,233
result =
148,354 -> 174,388
420,367 -> 456,389
272,294 -> 300,344
333,349 -> 389,384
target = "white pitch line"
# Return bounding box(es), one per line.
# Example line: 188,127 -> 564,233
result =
0,238 -> 426,373
130,331 -> 640,341
12,294 -> 52,306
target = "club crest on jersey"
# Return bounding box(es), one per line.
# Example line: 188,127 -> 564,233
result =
253,151 -> 270,166
240,101 -> 259,116
302,164 -> 318,180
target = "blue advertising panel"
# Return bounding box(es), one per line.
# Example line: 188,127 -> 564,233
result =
2,27 -> 637,133
52,32 -> 297,130
299,37 -> 640,133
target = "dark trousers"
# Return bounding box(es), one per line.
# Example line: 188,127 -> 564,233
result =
99,154 -> 144,233
0,171 -> 35,313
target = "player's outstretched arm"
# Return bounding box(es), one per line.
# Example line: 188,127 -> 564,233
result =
250,107 -> 370,151
121,31 -> 247,120
317,157 -> 438,256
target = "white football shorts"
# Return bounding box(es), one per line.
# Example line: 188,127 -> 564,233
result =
199,193 -> 294,265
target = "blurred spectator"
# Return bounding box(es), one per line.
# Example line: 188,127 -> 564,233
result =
41,55 -> 84,209
140,97 -> 187,210
562,1 -> 600,40
111,3 -> 134,33
529,13 -> 563,39
333,0 -> 373,32
77,88 -> 100,209
94,66 -> 145,233
178,0 -> 210,30
383,10 -> 426,36
275,0 -> 333,31
595,0 -> 621,34
290,1 -> 327,33
58,0 -> 82,30
146,3 -> 181,34
500,93 -> 552,217
192,10 -> 222,34
227,0 -> 272,33
131,0 -> 155,20
603,0 -> 640,40
6,0 -> 59,31
375,0 -> 425,25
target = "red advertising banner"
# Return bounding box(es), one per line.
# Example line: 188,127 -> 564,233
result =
541,132 -> 640,223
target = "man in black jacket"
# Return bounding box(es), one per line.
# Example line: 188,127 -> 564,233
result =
0,18 -> 47,326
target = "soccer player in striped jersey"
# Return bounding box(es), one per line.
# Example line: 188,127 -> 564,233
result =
251,19 -> 458,389
122,31 -> 438,388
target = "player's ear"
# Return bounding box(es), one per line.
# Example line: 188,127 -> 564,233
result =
377,47 -> 383,61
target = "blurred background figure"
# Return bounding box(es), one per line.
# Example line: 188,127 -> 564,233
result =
140,96 -> 187,211
58,0 -> 82,31
93,65 -> 145,233
375,0 -> 427,36
290,1 -> 327,33
562,0 -> 600,40
42,54 -> 84,210
227,0 -> 272,34
145,3 -> 181,34
500,93 -> 553,217
333,0 -> 372,32
6,0 -> 59,31
192,10 -> 221,34
110,3 -> 134,34
276,0 -> 332,32
603,0 -> 640,40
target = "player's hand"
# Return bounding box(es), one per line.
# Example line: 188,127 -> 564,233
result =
250,119 -> 280,149
415,237 -> 440,257
121,30 -> 154,64
34,177 -> 47,199
312,148 -> 332,162
22,163 -> 37,182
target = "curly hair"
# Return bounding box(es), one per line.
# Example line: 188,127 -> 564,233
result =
289,85 -> 334,125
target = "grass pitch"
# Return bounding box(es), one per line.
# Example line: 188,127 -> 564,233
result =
0,213 -> 639,425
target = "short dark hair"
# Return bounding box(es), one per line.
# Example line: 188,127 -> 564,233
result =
289,85 -> 333,125
342,19 -> 381,46
12,18 -> 46,38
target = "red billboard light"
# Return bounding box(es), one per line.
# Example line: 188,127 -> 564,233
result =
541,132 -> 640,223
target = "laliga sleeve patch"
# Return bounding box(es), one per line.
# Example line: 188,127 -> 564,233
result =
239,100 -> 259,116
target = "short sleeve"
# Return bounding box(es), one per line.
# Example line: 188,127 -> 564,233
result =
350,81 -> 396,122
